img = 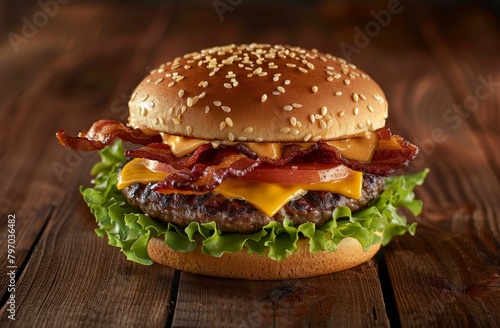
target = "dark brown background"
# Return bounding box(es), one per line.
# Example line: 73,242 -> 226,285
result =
0,0 -> 499,327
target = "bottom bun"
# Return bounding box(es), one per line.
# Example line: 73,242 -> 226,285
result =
147,236 -> 381,280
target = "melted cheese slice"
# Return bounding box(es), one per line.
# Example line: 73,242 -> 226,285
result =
117,159 -> 363,217
160,132 -> 378,161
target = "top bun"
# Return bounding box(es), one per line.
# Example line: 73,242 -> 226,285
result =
128,43 -> 388,142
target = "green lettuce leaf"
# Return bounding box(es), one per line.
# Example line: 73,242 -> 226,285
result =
81,141 -> 429,264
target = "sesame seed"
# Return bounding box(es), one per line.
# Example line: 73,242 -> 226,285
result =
277,86 -> 286,93
309,114 -> 316,123
292,129 -> 300,135
255,137 -> 263,142
354,107 -> 359,116
187,97 -> 193,107
334,73 -> 341,79
292,103 -> 302,108
320,120 -> 327,129
273,76 -> 279,82
286,63 -> 296,67
186,126 -> 193,134
298,67 -> 308,73
326,70 -> 334,76
244,127 -> 253,133
258,72 -> 267,77
366,119 -> 371,125
290,117 -> 297,126
359,93 -> 366,100
311,86 -> 318,93
315,114 -> 323,119
261,94 -> 267,103
306,62 -> 315,70
253,67 -> 263,75
228,132 -> 235,141
321,106 -> 328,116
272,91 -> 281,96
199,92 -> 206,99
224,83 -> 232,89
283,105 -> 293,111
209,71 -> 216,76
238,136 -> 247,141
178,89 -> 185,97
220,122 -> 226,130
214,101 -> 222,106
353,93 -> 359,102
168,107 -> 173,116
154,78 -> 164,84
326,76 -> 334,82
312,136 -> 322,142
280,127 -> 291,133
167,81 -> 175,87
335,91 -> 342,96
284,80 -> 290,85
221,106 -> 231,112
202,81 -> 208,88
303,133 -> 312,142
205,106 -> 210,113
225,117 -> 234,127
181,106 -> 187,114
140,107 -> 148,116
152,118 -> 158,124
327,119 -> 333,128
338,111 -> 345,117
344,79 -> 351,85
358,123 -> 364,128
172,118 -> 181,125
367,105 -> 374,112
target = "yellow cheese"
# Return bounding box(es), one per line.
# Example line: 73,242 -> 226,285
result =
160,132 -> 377,162
117,158 -> 363,217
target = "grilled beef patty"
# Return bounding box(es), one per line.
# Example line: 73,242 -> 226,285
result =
121,174 -> 385,233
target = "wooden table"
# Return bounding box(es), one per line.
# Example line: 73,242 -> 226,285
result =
1,1 -> 499,326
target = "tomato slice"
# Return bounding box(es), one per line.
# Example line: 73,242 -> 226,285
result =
239,163 -> 351,184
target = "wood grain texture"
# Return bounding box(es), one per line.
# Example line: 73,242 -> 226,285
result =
172,262 -> 389,328
366,6 -> 500,327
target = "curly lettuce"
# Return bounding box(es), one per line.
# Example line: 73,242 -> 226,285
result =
81,141 -> 429,264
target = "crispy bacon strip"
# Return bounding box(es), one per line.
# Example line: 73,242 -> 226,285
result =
154,154 -> 259,192
57,118 -> 418,191
126,128 -> 419,192
56,120 -> 161,151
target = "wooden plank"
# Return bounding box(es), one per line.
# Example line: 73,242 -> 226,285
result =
0,3 -> 177,325
172,263 -> 389,328
417,5 -> 500,176
0,3 -> 119,308
361,6 -> 500,326
0,164 -> 175,327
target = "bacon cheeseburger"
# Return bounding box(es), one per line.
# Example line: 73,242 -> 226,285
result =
57,44 -> 428,280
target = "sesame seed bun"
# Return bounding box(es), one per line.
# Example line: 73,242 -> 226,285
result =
147,235 -> 381,280
128,43 -> 388,142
